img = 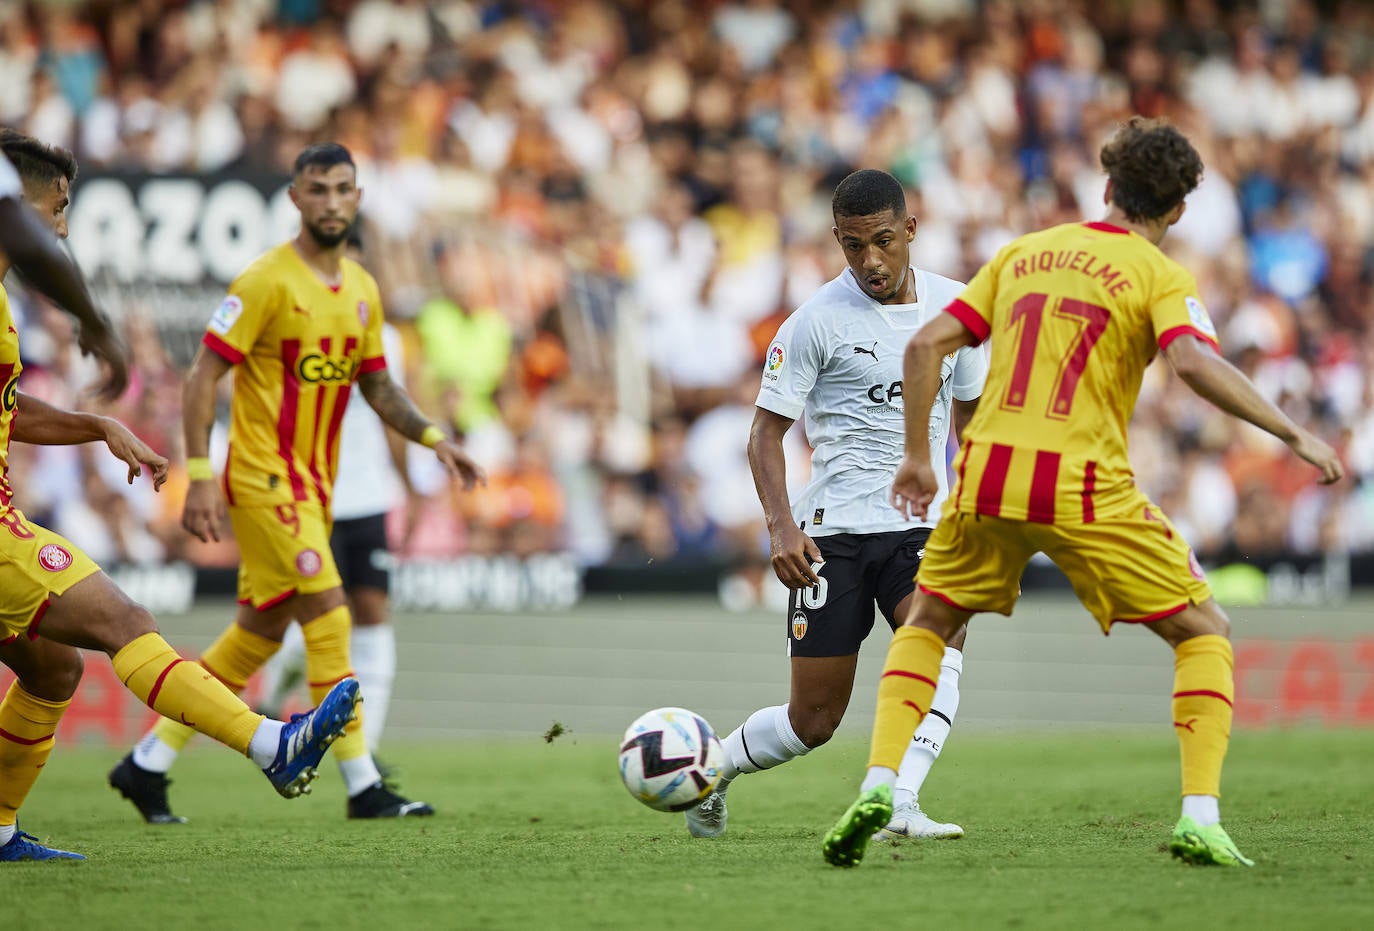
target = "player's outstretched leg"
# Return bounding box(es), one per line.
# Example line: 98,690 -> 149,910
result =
881,644 -> 965,841
822,784 -> 893,868
0,827 -> 84,862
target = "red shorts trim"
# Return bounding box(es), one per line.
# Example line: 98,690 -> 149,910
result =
1109,602 -> 1188,627
254,589 -> 296,612
917,584 -> 979,613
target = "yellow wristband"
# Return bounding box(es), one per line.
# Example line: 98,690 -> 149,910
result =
420,425 -> 446,449
186,457 -> 214,482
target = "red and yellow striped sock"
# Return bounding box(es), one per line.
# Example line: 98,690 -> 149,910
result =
868,626 -> 946,772
0,682 -> 68,826
301,606 -> 366,762
112,632 -> 263,757
1173,634 -> 1235,798
151,623 -> 281,751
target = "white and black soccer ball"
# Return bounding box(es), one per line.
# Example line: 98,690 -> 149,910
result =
618,707 -> 724,812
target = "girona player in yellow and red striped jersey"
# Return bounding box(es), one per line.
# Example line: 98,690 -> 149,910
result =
822,117 -> 1343,870
110,143 -> 485,823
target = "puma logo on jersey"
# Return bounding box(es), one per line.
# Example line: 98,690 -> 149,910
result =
853,342 -> 878,361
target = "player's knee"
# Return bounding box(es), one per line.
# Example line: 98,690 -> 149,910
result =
109,603 -> 160,648
20,650 -> 84,702
792,710 -> 842,749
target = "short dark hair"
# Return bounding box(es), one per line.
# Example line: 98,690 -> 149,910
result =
1099,117 -> 1203,222
293,141 -> 355,177
832,169 -> 907,220
0,128 -> 77,191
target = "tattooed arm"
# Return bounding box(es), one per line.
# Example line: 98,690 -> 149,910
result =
356,369 -> 485,490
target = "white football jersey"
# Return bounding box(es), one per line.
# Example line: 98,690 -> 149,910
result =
0,153 -> 18,199
756,267 -> 988,536
331,322 -> 407,521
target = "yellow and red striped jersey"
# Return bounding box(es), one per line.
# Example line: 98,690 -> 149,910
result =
202,242 -> 387,510
943,221 -> 1220,524
0,285 -> 20,513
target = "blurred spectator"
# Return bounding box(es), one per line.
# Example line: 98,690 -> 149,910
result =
11,0 -> 1374,573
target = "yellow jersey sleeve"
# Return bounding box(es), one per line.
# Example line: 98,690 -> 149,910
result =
203,268 -> 282,364
1150,262 -> 1219,354
944,246 -> 1005,345
358,275 -> 387,375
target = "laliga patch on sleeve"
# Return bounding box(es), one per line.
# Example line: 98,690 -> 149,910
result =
209,295 -> 244,335
762,342 -> 784,383
1185,296 -> 1217,338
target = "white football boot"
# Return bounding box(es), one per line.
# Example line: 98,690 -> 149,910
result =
684,790 -> 728,838
876,802 -> 964,840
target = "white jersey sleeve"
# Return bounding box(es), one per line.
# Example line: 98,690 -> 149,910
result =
0,153 -> 20,199
951,340 -> 989,402
756,310 -> 824,421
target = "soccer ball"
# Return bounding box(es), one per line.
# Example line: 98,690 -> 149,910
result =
618,707 -> 724,812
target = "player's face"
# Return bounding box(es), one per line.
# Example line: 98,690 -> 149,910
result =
290,163 -> 361,249
833,209 -> 917,303
26,175 -> 70,240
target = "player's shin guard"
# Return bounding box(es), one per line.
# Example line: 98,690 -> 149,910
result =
869,627 -> 945,772
0,682 -> 68,826
719,704 -> 810,781
1172,634 -> 1234,798
113,633 -> 263,756
894,647 -> 962,805
151,622 -> 283,752
301,606 -> 366,762
351,624 -> 395,753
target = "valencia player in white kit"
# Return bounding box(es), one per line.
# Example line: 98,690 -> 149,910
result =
685,170 -> 987,840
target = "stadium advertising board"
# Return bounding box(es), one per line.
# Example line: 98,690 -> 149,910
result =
67,170 -> 296,285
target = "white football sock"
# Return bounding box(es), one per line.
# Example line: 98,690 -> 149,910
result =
1182,794 -> 1220,826
351,624 -> 396,753
893,647 -> 962,808
256,622 -> 307,717
0,824 -> 14,844
718,704 -> 810,783
861,766 -> 898,793
340,755 -> 384,797
248,719 -> 285,769
132,730 -> 182,774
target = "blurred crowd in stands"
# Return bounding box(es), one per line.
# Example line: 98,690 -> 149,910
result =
5,0 -> 1374,576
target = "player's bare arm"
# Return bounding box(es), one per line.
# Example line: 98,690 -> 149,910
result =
951,396 -> 979,442
356,368 -> 485,490
891,313 -> 977,520
747,406 -> 821,588
181,345 -> 233,542
0,197 -> 130,401
1163,334 -> 1343,484
12,393 -> 168,490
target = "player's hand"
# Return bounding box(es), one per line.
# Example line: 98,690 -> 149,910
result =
102,419 -> 169,491
434,439 -> 487,492
76,316 -> 131,402
768,523 -> 823,589
890,454 -> 939,521
181,477 -> 226,543
1288,429 -> 1344,485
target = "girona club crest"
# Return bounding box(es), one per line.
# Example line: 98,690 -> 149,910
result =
38,543 -> 73,572
296,548 -> 322,578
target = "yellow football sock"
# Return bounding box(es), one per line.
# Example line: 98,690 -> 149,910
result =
151,622 -> 282,751
0,682 -> 68,826
301,606 -> 366,762
113,632 -> 262,757
868,626 -> 946,771
1172,634 -> 1235,798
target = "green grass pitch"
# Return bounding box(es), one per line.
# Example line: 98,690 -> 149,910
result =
5,728 -> 1370,930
